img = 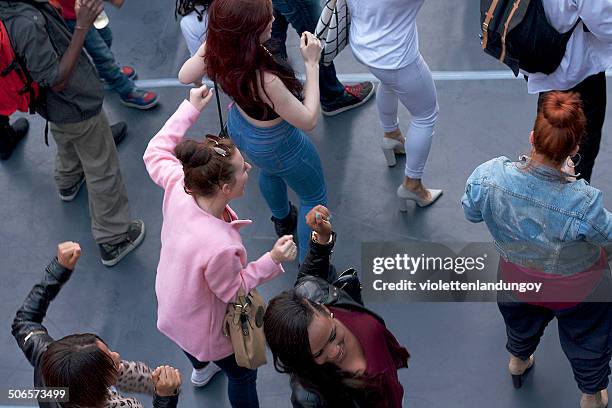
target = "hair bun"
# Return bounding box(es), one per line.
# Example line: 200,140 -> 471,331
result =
174,139 -> 211,168
532,91 -> 586,163
542,91 -> 581,129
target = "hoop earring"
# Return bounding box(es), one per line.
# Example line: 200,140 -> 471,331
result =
567,153 -> 581,168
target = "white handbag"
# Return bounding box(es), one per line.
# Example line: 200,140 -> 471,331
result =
315,0 -> 350,66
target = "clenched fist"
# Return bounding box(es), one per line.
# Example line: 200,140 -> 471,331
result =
152,365 -> 182,397
188,84 -> 214,112
57,241 -> 81,270
270,235 -> 297,264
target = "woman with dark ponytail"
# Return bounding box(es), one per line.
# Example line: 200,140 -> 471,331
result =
144,85 -> 297,407
462,91 -> 611,408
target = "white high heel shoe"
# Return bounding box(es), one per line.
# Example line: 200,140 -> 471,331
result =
381,137 -> 405,167
397,184 -> 443,210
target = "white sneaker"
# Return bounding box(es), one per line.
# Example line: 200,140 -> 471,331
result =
191,363 -> 222,387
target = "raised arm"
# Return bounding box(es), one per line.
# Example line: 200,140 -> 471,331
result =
115,361 -> 180,408
53,0 -> 103,91
143,85 -> 213,189
11,242 -> 81,367
260,32 -> 321,131
205,236 -> 296,303
178,42 -> 207,84
297,206 -> 338,283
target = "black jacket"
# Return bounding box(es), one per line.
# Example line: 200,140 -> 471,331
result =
11,258 -> 179,408
290,233 -> 384,408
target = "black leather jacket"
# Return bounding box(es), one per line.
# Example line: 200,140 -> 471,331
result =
290,232 -> 385,408
11,258 -> 179,408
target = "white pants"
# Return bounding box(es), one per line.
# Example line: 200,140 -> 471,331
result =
369,54 -> 439,179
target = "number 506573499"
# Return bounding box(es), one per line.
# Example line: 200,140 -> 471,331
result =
6,388 -> 68,402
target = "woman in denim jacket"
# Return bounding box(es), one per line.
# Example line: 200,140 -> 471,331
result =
462,91 -> 611,408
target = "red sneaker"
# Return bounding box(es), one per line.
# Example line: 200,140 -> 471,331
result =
120,66 -> 137,80
120,89 -> 158,110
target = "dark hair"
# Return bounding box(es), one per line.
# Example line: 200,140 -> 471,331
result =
40,334 -> 117,408
264,290 -> 376,407
175,0 -> 213,20
533,91 -> 586,164
174,136 -> 237,197
205,0 -> 303,118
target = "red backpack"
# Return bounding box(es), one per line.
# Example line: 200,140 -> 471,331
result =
0,19 -> 39,116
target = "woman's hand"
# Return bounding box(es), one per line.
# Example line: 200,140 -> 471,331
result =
178,42 -> 207,84
188,84 -> 214,112
152,365 -> 182,397
305,205 -> 332,242
300,31 -> 322,66
270,235 -> 297,263
57,241 -> 81,270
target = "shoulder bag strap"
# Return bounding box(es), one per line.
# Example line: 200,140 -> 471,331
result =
213,80 -> 228,138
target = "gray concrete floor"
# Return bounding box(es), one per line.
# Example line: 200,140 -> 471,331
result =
1,1 -> 610,407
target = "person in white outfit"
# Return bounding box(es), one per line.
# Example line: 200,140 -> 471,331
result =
346,0 -> 442,209
176,0 -> 210,57
524,0 -> 612,184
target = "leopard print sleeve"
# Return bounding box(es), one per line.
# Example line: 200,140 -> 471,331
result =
105,387 -> 145,408
116,360 -> 155,395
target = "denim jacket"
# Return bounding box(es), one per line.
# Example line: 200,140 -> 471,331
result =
462,157 -> 612,276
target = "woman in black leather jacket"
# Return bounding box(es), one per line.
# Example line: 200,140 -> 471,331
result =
264,206 -> 410,408
11,241 -> 181,408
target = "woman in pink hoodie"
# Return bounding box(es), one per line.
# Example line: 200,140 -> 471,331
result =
143,85 -> 296,408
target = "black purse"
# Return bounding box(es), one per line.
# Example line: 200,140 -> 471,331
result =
213,80 -> 229,138
331,268 -> 363,305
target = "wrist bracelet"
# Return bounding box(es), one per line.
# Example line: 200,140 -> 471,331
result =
311,231 -> 332,245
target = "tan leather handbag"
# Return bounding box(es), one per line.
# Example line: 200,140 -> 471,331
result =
223,288 -> 267,369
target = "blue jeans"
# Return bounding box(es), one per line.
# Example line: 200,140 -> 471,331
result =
64,20 -> 134,97
184,351 -> 259,408
227,106 -> 327,262
271,0 -> 345,106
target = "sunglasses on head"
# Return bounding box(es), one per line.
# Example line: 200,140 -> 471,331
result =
205,134 -> 231,157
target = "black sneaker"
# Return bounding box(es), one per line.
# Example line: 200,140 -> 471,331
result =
0,118 -> 29,160
99,219 -> 146,267
110,122 -> 128,146
321,81 -> 375,117
58,173 -> 85,202
271,202 -> 298,242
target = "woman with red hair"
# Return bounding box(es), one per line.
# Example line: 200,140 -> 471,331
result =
463,91 -> 611,408
179,0 -> 327,263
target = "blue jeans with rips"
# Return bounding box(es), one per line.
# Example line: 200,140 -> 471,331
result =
271,0 -> 345,106
64,20 -> 134,97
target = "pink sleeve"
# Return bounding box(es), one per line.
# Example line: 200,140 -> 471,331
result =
205,246 -> 284,303
143,100 -> 201,190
